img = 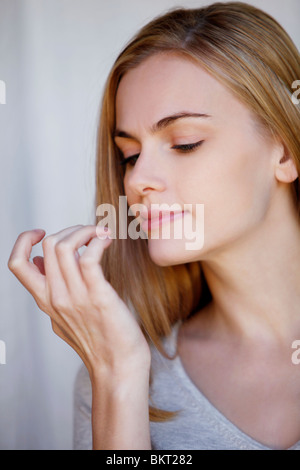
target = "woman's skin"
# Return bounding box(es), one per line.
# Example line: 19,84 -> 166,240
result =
8,225 -> 152,449
8,51 -> 300,449
115,52 -> 300,449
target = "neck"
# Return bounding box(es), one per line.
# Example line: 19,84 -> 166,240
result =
201,192 -> 300,345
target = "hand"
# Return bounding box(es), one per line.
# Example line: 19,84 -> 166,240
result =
7,225 -> 151,378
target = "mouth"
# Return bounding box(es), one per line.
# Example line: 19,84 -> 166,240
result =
140,210 -> 186,232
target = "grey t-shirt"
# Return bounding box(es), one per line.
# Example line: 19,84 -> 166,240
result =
73,321 -> 300,450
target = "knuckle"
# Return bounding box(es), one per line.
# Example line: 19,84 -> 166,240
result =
51,320 -> 64,338
78,255 -> 94,268
49,293 -> 68,312
51,320 -> 59,334
7,256 -> 21,272
91,282 -> 113,307
55,240 -> 69,255
95,277 -> 110,292
42,235 -> 55,250
34,298 -> 47,312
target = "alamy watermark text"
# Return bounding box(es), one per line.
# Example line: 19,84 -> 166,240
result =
0,340 -> 6,365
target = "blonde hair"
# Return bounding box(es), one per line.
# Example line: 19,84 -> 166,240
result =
95,2 -> 300,421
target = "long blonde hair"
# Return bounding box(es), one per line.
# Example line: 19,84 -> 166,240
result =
95,2 -> 300,421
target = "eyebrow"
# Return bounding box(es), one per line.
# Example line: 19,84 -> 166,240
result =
113,112 -> 211,139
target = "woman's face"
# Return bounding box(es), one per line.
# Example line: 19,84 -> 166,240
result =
114,53 -> 279,266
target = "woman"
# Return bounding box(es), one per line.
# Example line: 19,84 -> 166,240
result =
8,2 -> 300,450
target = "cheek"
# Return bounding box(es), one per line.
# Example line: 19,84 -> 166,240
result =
181,143 -> 274,249
224,144 -> 273,216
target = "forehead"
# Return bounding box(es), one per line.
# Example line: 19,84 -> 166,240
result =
115,52 -> 236,128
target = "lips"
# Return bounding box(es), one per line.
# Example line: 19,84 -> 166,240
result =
140,209 -> 186,231
140,208 -> 184,221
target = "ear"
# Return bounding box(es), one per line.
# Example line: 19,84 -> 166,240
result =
274,142 -> 298,183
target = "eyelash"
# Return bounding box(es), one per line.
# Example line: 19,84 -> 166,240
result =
119,140 -> 204,167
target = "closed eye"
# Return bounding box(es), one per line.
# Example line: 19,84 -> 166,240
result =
119,140 -> 204,167
171,140 -> 204,152
119,153 -> 140,167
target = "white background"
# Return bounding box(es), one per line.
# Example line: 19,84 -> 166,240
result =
0,0 -> 299,450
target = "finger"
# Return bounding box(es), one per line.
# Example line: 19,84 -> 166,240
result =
78,232 -> 113,294
8,229 -> 47,300
55,225 -> 112,297
42,225 -> 84,305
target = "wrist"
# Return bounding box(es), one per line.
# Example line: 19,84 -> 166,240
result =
91,367 -> 151,450
89,355 -> 151,386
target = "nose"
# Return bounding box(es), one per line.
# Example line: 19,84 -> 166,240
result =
124,149 -> 166,196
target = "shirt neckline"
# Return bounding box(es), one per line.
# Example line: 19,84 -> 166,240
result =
166,320 -> 300,451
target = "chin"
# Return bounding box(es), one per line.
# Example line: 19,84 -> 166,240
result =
147,237 -> 203,267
